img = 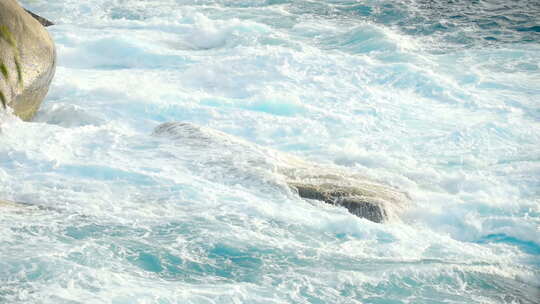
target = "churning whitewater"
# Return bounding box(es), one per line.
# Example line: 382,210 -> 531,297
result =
1,0 -> 539,303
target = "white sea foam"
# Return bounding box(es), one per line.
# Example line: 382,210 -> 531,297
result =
1,0 -> 539,303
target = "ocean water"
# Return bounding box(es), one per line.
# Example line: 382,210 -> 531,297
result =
1,0 -> 539,303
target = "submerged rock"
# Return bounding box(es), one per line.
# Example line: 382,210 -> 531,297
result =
282,162 -> 407,223
0,199 -> 54,212
153,122 -> 409,223
0,0 -> 56,120
0,199 -> 22,208
291,183 -> 390,223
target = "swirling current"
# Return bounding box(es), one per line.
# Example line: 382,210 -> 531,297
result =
1,0 -> 539,303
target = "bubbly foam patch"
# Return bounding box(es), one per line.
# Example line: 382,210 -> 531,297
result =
2,0 -> 539,302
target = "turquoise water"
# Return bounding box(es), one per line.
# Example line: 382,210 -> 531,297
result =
1,0 -> 539,303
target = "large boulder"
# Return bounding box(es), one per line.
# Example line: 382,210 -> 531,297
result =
0,0 -> 56,121
153,122 -> 409,223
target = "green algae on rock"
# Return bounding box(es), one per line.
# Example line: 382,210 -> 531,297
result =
0,0 -> 56,121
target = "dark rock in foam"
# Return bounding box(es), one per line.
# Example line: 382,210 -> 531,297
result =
291,183 -> 388,223
0,0 -> 56,120
153,122 -> 409,223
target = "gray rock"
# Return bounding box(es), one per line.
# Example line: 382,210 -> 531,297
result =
290,183 -> 389,223
1,0 -> 56,120
283,165 -> 407,223
153,122 -> 409,223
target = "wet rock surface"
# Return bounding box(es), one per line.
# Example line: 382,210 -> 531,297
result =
154,122 -> 409,223
0,0 -> 56,120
